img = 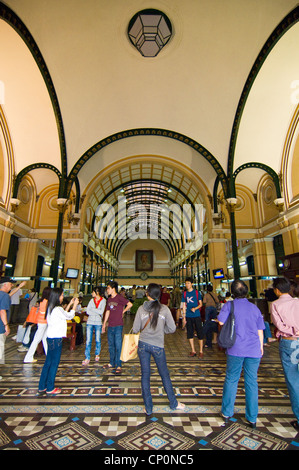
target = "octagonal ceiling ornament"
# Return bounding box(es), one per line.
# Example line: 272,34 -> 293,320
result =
128,9 -> 172,57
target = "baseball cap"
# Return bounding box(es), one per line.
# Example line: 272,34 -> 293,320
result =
0,276 -> 16,285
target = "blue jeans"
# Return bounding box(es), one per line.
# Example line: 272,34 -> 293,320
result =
107,325 -> 123,368
38,338 -> 62,392
221,355 -> 261,423
263,321 -> 272,344
85,324 -> 102,360
279,338 -> 299,423
205,306 -> 217,322
138,341 -> 178,414
203,320 -> 218,347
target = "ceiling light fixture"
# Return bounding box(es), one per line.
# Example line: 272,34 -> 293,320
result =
128,9 -> 172,57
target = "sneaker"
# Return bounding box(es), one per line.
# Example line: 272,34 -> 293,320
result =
221,413 -> 230,424
46,388 -> 62,395
245,419 -> 256,429
18,346 -> 28,352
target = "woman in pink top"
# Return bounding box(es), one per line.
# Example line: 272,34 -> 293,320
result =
271,277 -> 299,432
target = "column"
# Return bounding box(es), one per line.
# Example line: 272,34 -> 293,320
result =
281,225 -> 299,255
252,238 -> 277,294
208,238 -> 227,288
64,238 -> 84,293
14,238 -> 40,280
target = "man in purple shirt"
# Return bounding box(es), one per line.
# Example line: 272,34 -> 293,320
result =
218,279 -> 264,428
271,277 -> 299,432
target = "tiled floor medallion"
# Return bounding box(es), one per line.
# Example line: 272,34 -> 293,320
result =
211,422 -> 289,450
118,422 -> 194,450
25,422 -> 102,450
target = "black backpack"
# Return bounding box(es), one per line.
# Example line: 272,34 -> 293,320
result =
218,301 -> 236,349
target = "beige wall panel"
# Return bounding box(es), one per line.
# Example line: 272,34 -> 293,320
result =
35,186 -> 60,229
258,176 -> 279,225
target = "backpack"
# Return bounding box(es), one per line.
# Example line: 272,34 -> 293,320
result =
183,289 -> 199,302
218,301 -> 236,349
208,291 -> 222,312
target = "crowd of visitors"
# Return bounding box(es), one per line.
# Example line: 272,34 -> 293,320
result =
0,274 -> 298,430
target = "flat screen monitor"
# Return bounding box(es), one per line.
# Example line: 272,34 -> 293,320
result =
213,268 -> 224,279
66,268 -> 79,279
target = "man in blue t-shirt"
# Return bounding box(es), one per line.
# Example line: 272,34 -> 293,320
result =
181,277 -> 204,358
0,276 -> 16,375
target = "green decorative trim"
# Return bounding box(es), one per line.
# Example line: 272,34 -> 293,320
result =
13,163 -> 62,198
233,162 -> 281,198
227,6 -> 299,181
0,1 -> 67,182
212,176 -> 221,213
66,128 -> 228,197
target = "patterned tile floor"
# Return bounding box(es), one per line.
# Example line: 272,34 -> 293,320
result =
0,315 -> 298,455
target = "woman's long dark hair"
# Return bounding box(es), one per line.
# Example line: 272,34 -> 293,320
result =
146,283 -> 162,330
38,286 -> 52,303
46,287 -> 63,318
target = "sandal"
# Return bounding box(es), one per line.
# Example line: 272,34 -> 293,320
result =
175,402 -> 186,411
82,359 -> 90,366
95,356 -> 100,362
46,388 -> 62,395
102,363 -> 113,369
115,367 -> 122,374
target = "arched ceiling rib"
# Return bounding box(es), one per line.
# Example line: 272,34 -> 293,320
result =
228,6 -> 299,179
0,3 -> 66,179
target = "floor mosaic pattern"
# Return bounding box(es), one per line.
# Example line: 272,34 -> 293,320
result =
0,315 -> 298,454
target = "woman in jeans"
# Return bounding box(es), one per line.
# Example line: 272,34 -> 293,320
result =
38,288 -> 79,395
132,283 -> 185,415
82,286 -> 106,366
218,280 -> 265,428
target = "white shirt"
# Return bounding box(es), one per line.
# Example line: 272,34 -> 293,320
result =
11,290 -> 22,305
47,306 -> 75,338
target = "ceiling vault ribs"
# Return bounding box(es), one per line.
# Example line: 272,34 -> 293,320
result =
227,5 -> 299,195
0,1 -> 68,188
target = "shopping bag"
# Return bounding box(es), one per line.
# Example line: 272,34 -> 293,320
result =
120,330 -> 140,362
26,304 -> 40,323
16,325 -> 26,343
